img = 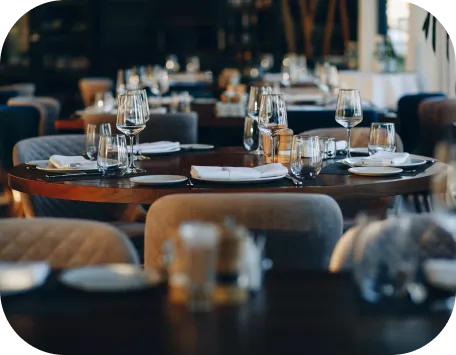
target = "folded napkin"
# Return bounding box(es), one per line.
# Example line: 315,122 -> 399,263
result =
336,141 -> 347,151
49,155 -> 97,169
135,141 -> 180,153
0,262 -> 50,294
191,163 -> 287,180
360,151 -> 410,166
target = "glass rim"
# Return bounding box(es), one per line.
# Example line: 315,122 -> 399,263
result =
99,134 -> 126,139
371,122 -> 395,127
337,88 -> 360,93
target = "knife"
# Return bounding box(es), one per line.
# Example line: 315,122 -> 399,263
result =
45,172 -> 102,180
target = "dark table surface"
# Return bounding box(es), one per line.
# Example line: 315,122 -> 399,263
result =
2,271 -> 451,355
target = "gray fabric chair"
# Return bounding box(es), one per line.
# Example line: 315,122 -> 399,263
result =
0,83 -> 35,97
12,135 -> 145,239
8,96 -> 61,136
139,112 -> 198,144
145,193 -> 343,271
0,218 -> 139,268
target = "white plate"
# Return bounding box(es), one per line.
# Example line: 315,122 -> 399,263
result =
180,144 -> 214,150
0,262 -> 50,297
139,147 -> 181,155
59,264 -> 162,292
423,259 -> 456,292
26,160 -> 99,173
349,147 -> 369,154
348,167 -> 403,176
346,157 -> 428,168
192,174 -> 287,183
131,175 -> 187,185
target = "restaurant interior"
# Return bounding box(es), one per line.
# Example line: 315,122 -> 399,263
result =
1,0 -> 456,354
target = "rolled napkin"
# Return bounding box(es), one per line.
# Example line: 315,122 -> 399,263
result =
191,163 -> 288,180
360,151 -> 410,166
49,155 -> 98,169
0,262 -> 50,294
135,141 -> 180,154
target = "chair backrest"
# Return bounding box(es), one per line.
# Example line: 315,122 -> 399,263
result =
145,193 -> 343,271
8,96 -> 61,136
0,90 -> 19,105
329,215 -> 456,272
139,113 -> 198,144
287,109 -> 378,134
0,105 -> 41,170
0,218 -> 139,268
0,83 -> 35,97
300,127 -> 404,152
398,93 -> 446,152
13,135 -> 131,221
79,78 -> 113,107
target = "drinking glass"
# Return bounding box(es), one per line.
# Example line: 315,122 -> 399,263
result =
86,124 -> 112,161
290,135 -> 322,180
116,93 -> 147,174
368,123 -> 396,155
186,56 -> 200,73
165,55 -> 180,73
97,135 -> 128,177
244,86 -> 272,154
260,53 -> 274,72
179,222 -> 220,312
258,94 -> 288,163
335,89 -> 363,158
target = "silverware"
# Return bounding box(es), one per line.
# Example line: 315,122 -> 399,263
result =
182,169 -> 194,187
45,172 -> 102,180
286,175 -> 302,186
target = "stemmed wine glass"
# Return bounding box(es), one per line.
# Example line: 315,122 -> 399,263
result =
116,93 -> 147,174
258,94 -> 288,164
335,89 -> 363,158
244,86 -> 272,155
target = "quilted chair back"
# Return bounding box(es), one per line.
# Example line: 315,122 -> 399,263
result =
13,135 -> 132,221
0,218 -> 139,268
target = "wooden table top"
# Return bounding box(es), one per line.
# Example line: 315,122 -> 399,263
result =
2,271 -> 451,355
8,147 -> 445,204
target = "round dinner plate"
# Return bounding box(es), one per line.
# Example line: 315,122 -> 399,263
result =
131,175 -> 187,185
59,264 -> 163,292
348,167 -> 403,177
180,144 -> 214,150
26,160 -> 99,173
347,157 -> 428,168
423,259 -> 456,293
192,174 -> 287,183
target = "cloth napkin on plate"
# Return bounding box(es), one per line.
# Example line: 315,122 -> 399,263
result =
49,155 -> 97,169
135,141 -> 180,154
360,151 -> 410,166
191,163 -> 288,180
0,262 -> 50,294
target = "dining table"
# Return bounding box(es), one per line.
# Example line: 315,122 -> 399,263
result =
8,147 -> 445,220
2,270 -> 452,355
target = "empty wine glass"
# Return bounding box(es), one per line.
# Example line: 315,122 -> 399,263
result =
116,93 -> 147,174
335,89 -> 363,158
85,124 -> 112,161
97,135 -> 128,177
290,135 -> 322,180
368,123 -> 396,155
258,94 -> 288,164
244,86 -> 272,154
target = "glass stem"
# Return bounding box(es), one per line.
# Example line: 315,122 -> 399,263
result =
346,128 -> 352,158
129,135 -> 136,169
271,134 -> 277,163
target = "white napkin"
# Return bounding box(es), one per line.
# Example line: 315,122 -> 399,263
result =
336,141 -> 347,151
360,151 -> 410,166
191,163 -> 287,180
0,262 -> 50,294
49,155 -> 97,169
135,141 -> 180,154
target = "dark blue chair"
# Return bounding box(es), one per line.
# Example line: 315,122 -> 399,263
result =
0,105 -> 40,170
0,90 -> 19,105
398,93 -> 446,152
287,109 -> 379,135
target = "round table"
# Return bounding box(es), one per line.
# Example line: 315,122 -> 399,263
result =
8,147 -> 444,204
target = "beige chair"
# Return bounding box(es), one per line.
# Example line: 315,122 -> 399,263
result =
299,127 -> 404,152
79,78 -> 113,107
0,218 -> 139,268
145,193 -> 343,271
82,113 -> 119,134
8,96 -> 60,136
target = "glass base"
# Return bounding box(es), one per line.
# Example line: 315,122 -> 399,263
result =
249,149 -> 263,155
126,167 -> 146,174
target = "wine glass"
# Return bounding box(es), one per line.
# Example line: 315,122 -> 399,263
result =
116,93 -> 147,174
244,86 -> 272,155
335,89 -> 363,158
97,135 -> 128,177
258,94 -> 288,164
